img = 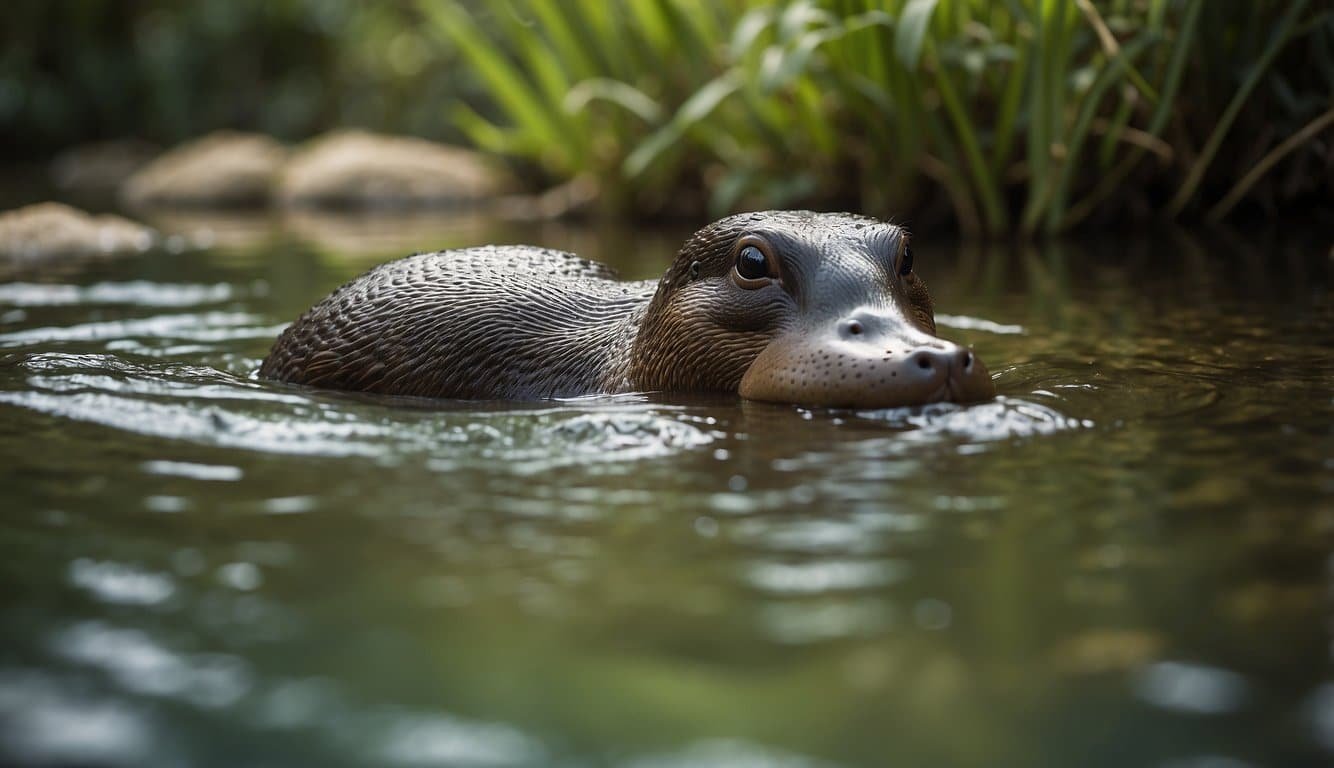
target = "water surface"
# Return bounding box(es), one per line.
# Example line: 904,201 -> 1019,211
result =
1,214 -> 1331,767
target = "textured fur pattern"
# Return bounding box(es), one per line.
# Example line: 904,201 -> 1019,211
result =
261,211 -> 994,406
259,246 -> 651,399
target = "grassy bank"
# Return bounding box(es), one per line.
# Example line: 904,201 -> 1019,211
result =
425,0 -> 1333,234
2,1 -> 1329,235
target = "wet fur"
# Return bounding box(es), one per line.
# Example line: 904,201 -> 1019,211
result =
260,211 -> 965,404
259,246 -> 651,399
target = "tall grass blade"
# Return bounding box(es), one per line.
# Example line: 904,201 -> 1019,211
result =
896,0 -> 940,72
990,41 -> 1027,178
1167,0 -> 1310,218
1047,35 -> 1154,233
934,63 -> 1005,233
1206,105 -> 1334,222
1065,0 -> 1202,228
624,71 -> 744,178
421,2 -> 572,168
565,78 -> 662,123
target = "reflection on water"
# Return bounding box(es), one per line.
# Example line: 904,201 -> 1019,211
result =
0,215 -> 1331,767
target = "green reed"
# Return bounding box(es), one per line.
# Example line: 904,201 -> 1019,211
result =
422,0 -> 1332,235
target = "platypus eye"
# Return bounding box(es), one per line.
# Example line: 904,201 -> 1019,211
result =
731,237 -> 779,289
737,246 -> 768,280
899,246 -> 914,276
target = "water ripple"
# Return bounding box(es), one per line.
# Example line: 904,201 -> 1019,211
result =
760,598 -> 895,644
68,559 -> 176,607
486,411 -> 715,470
1134,661 -> 1248,715
935,313 -> 1026,335
732,517 -> 906,555
624,739 -> 844,768
0,390 -> 387,457
745,559 -> 907,595
141,460 -> 244,481
1,359 -> 715,464
15,352 -> 305,404
0,311 -> 280,347
0,669 -> 157,767
0,280 -> 241,308
52,621 -> 252,710
373,712 -> 546,767
855,396 -> 1088,440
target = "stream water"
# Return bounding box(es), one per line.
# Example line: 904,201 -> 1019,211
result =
1,211 -> 1330,767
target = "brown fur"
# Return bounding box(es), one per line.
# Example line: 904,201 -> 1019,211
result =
260,211 -> 993,406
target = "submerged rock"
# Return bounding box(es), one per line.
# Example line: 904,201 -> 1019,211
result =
0,203 -> 156,271
121,131 -> 287,208
277,130 -> 512,209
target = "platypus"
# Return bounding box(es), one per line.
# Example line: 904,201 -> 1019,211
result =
259,210 -> 994,407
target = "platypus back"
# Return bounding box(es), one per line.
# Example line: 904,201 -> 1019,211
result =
259,246 -> 652,399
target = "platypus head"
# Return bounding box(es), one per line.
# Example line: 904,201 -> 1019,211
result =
630,210 -> 994,407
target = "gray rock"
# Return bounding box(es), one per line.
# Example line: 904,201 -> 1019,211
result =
0,203 -> 157,271
121,131 -> 288,208
277,130 -> 512,209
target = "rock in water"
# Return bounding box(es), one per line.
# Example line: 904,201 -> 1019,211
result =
0,203 -> 156,272
121,131 -> 287,208
277,130 -> 512,209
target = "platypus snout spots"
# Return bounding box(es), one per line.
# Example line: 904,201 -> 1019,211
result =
739,320 -> 995,408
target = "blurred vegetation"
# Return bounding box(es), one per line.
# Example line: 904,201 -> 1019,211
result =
2,0 -> 1331,234
0,1 -> 471,154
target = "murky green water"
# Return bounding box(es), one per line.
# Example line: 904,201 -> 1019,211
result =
1,213 -> 1331,768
